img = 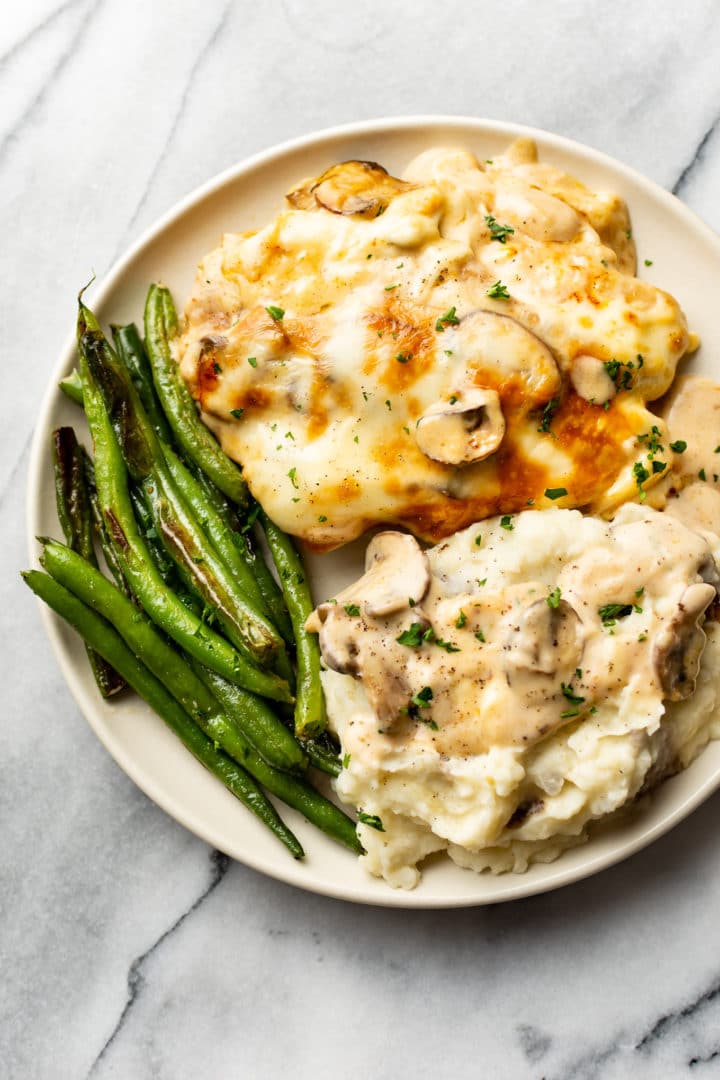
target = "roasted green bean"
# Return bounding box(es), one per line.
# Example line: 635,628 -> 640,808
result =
22,569 -> 304,858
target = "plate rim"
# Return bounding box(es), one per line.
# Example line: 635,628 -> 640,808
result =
26,113 -> 720,908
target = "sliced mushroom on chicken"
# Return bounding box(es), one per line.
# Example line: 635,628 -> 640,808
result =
452,310 -> 562,408
286,160 -> 412,218
415,388 -> 505,466
654,582 -> 717,701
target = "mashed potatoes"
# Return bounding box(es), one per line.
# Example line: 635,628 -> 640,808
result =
312,505 -> 720,888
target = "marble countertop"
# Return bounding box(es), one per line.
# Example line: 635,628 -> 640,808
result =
4,2 -> 720,1077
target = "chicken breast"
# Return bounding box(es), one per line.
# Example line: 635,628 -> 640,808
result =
176,140 -> 690,550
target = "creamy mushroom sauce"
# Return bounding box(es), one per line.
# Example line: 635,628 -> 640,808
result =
176,138 -> 690,550
310,505 -> 720,887
648,376 -> 720,536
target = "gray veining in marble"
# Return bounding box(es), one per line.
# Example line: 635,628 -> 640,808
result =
4,2 -> 720,1077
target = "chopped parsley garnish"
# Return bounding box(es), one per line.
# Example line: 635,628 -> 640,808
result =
266,306 -> 284,321
500,515 -> 514,530
638,425 -> 664,459
435,306 -> 461,331
537,397 -> 559,434
247,356 -> 258,367
715,446 -> 720,453
484,214 -> 515,243
358,812 -> 385,832
633,461 -> 650,500
545,487 -> 568,500
396,622 -> 426,647
670,440 -> 687,453
230,408 -> 244,419
444,349 -> 453,356
287,467 -> 299,489
342,753 -> 351,769
635,587 -> 644,598
318,515 -> 327,523
561,682 -> 585,706
384,283 -> 400,291
560,708 -> 581,719
396,352 -> 412,364
435,636 -> 461,653
547,586 -> 562,609
343,604 -> 360,616
598,602 -> 634,626
474,629 -> 486,643
411,686 -> 434,708
474,534 -> 482,546
449,395 -> 458,404
652,460 -> 667,474
644,258 -> 653,266
455,610 -> 467,629
353,435 -> 359,443
700,468 -> 707,481
213,361 -> 222,374
385,399 -> 392,410
604,357 -> 635,390
487,280 -> 510,300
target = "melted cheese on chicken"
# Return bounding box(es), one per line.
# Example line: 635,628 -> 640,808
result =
177,139 -> 690,550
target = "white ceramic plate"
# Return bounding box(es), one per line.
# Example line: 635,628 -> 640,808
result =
28,116 -> 720,907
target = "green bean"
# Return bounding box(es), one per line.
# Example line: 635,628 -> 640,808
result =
30,555 -> 359,851
40,540 -> 305,775
77,338 -> 292,703
111,322 -> 173,444
80,449 -> 132,597
51,428 -> 125,698
21,569 -> 303,858
59,368 -> 84,406
261,510 -> 326,739
80,300 -> 284,668
194,475 -> 295,646
144,284 -> 248,508
190,661 -> 307,775
161,443 -> 271,620
305,738 -> 342,778
128,483 -> 178,587
240,504 -> 295,645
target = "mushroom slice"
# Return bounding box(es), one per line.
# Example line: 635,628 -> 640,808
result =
654,582 -> 716,701
306,531 -> 430,636
415,388 -> 505,466
316,614 -> 361,677
453,310 -> 561,407
354,531 -> 431,617
505,598 -> 584,681
286,160 -> 411,218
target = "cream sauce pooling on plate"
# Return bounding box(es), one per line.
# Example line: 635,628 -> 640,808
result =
307,506 -> 719,758
655,376 -> 720,536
